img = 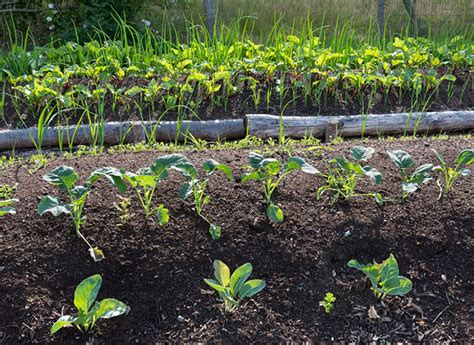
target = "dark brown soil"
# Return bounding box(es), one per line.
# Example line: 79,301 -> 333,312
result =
0,137 -> 473,343
1,68 -> 472,129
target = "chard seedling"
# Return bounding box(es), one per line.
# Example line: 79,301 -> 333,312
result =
241,152 -> 319,223
432,149 -> 473,199
177,159 -> 233,240
38,166 -> 126,261
317,146 -> 383,205
319,292 -> 336,314
347,254 -> 412,301
204,260 -> 266,312
117,154 -> 193,224
51,274 -> 129,334
0,198 -> 18,217
387,150 -> 434,199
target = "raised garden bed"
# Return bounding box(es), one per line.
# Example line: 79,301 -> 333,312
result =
0,137 -> 472,343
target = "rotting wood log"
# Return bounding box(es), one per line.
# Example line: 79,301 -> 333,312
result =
245,111 -> 474,140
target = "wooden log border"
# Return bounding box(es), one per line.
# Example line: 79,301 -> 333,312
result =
0,111 -> 472,151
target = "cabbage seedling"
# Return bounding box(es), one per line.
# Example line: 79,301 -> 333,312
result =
387,150 -> 434,199
51,274 -> 129,334
242,152 -> 319,222
37,166 -> 125,261
347,254 -> 412,301
178,159 -> 233,240
117,154 -> 193,224
317,146 -> 382,205
204,260 -> 266,312
0,198 -> 18,217
432,149 -> 473,199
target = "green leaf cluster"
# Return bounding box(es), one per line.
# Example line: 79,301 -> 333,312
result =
433,149 -> 473,198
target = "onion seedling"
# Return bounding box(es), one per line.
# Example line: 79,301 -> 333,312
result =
387,150 -> 434,199
317,146 -> 382,205
51,274 -> 129,334
432,149 -> 473,199
348,254 -> 412,301
177,159 -> 233,240
204,260 -> 266,312
38,166 -> 126,261
242,152 -> 319,223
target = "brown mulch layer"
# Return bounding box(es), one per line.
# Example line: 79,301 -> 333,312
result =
0,68 -> 472,129
0,138 -> 473,343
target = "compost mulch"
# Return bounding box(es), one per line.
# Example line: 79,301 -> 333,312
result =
0,137 -> 473,343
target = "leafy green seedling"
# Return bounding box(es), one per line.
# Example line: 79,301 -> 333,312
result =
117,154 -> 193,224
432,149 -> 473,199
178,159 -> 233,240
204,260 -> 266,312
317,146 -> 382,205
38,166 -> 125,261
347,254 -> 412,301
387,150 -> 434,199
0,198 -> 18,217
319,292 -> 336,314
242,152 -> 319,222
51,274 -> 129,334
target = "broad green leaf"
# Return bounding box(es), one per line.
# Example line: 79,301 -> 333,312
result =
203,160 -> 233,180
460,169 -> 471,177
88,167 -> 127,193
241,171 -> 263,182
151,154 -> 194,179
89,247 -> 105,262
44,166 -> 78,191
0,206 -> 16,217
179,181 -> 194,200
456,149 -> 474,165
230,263 -> 252,296
402,182 -> 418,193
348,259 -> 380,288
333,157 -> 352,173
387,150 -> 414,170
267,203 -> 284,223
362,166 -> 382,184
157,205 -> 169,226
238,279 -> 266,299
203,278 -> 226,292
383,276 -> 413,296
37,196 -> 70,216
351,146 -> 375,162
213,260 -> 230,287
432,149 -> 446,166
74,274 -> 102,313
249,152 -> 264,169
380,254 -> 399,282
51,315 -> 77,334
209,224 -> 221,240
262,159 -> 280,176
285,156 -> 320,174
128,174 -> 157,188
411,164 -> 433,184
94,298 -> 129,319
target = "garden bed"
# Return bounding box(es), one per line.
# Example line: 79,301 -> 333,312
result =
0,137 -> 473,343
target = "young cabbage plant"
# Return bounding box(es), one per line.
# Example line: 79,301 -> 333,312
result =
204,260 -> 266,312
317,146 -> 383,205
347,254 -> 412,301
51,274 -> 129,334
118,154 -> 193,224
241,152 -> 319,223
432,149 -> 473,199
387,150 -> 434,199
178,159 -> 233,240
0,198 -> 18,217
37,166 -> 125,261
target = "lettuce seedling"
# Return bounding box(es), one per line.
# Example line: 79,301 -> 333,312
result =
177,159 -> 233,240
317,146 -> 383,205
116,154 -> 193,224
387,150 -> 434,199
204,260 -> 266,312
242,152 -> 319,222
38,166 -> 125,261
51,274 -> 129,334
319,292 -> 336,314
347,254 -> 412,301
432,149 -> 473,199
0,198 -> 18,217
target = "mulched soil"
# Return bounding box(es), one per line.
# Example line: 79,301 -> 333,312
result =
0,137 -> 473,343
1,68 -> 472,129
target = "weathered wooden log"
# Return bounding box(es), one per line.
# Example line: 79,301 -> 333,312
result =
245,111 -> 474,140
